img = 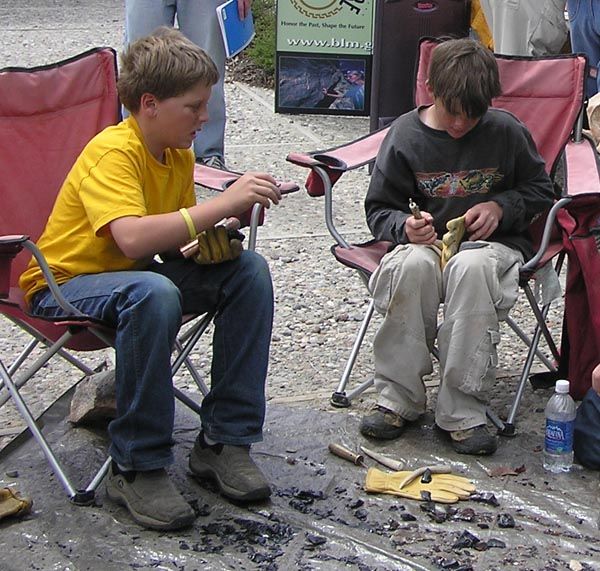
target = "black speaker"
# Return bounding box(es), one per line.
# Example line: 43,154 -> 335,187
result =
370,0 -> 471,131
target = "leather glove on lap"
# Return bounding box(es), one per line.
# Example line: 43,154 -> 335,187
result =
365,467 -> 476,504
193,225 -> 244,265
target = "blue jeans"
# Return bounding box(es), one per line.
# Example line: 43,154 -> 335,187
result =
124,0 -> 226,161
567,0 -> 600,97
31,251 -> 273,471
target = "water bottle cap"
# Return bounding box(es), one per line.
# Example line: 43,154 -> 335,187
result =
555,379 -> 570,393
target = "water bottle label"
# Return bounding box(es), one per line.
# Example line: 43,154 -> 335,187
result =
545,419 -> 574,453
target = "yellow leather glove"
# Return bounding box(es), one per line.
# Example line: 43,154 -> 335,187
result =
193,225 -> 243,265
440,215 -> 466,269
0,487 -> 33,520
365,467 -> 476,504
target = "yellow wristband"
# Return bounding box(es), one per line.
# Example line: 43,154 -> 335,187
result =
179,208 -> 197,240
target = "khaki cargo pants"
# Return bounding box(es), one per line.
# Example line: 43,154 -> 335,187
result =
369,241 -> 524,431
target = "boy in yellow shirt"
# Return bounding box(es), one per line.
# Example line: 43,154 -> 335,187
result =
19,28 -> 281,530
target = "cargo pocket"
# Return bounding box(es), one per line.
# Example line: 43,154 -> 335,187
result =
369,244 -> 410,315
460,328 -> 500,399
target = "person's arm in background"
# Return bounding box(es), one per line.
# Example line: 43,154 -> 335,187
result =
592,363 -> 600,394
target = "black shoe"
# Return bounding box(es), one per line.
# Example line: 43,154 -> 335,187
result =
446,425 -> 498,455
189,432 -> 271,502
359,405 -> 407,440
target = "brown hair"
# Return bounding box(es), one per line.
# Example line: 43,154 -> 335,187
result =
427,38 -> 501,119
118,27 -> 219,113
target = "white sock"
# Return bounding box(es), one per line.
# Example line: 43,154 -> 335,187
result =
203,433 -> 218,446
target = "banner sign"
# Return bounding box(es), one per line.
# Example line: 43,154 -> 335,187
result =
275,0 -> 375,116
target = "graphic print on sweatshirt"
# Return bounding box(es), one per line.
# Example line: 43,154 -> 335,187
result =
415,168 -> 504,198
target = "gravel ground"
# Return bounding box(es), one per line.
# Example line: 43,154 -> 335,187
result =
6,5 -> 599,571
0,0 -> 565,447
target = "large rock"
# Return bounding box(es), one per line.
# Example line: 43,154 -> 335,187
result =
68,369 -> 116,426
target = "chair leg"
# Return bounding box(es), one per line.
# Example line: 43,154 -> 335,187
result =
331,298 -> 375,407
0,329 -> 92,408
504,316 -> 556,371
500,300 -> 556,436
486,407 -> 507,433
0,358 -> 103,505
172,313 -> 213,397
173,387 -> 202,415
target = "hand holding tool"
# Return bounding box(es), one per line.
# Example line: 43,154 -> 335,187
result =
408,198 -> 422,219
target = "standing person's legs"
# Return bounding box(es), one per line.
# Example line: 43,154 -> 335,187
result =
31,270 -> 195,529
479,0 -> 531,55
123,0 -> 177,118
567,0 -> 600,97
435,242 -> 523,454
360,244 -> 442,439
124,0 -> 176,43
177,0 -> 227,163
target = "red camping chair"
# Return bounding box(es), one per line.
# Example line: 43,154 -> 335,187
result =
0,48 -> 298,504
287,38 -> 600,435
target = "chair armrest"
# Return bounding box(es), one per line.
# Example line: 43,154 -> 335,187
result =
0,234 -> 29,255
0,235 -> 82,314
286,126 -> 390,197
13,240 -> 85,316
0,235 -> 29,298
520,198 -> 572,278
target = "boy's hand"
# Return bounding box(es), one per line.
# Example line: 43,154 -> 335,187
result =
592,363 -> 600,395
224,172 -> 281,212
464,201 -> 503,241
406,212 -> 437,244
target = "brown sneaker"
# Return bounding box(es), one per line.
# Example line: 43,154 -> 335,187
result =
359,405 -> 407,440
448,425 -> 498,455
189,433 -> 271,502
106,462 -> 195,530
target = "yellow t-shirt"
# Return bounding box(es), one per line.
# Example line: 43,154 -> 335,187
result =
19,116 -> 196,303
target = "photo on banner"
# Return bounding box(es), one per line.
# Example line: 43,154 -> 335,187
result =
275,0 -> 375,116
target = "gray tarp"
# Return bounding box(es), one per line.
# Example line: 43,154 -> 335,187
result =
1,385 -> 599,571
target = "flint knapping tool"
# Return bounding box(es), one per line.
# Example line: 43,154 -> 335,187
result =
408,198 -> 422,220
328,443 -> 365,466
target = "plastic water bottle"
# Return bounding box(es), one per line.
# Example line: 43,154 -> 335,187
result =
543,379 -> 577,473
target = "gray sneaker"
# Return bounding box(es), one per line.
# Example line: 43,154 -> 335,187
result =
106,462 -> 195,530
199,155 -> 226,170
189,433 -> 271,502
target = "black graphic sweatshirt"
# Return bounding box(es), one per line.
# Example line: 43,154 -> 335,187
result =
365,107 -> 556,259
